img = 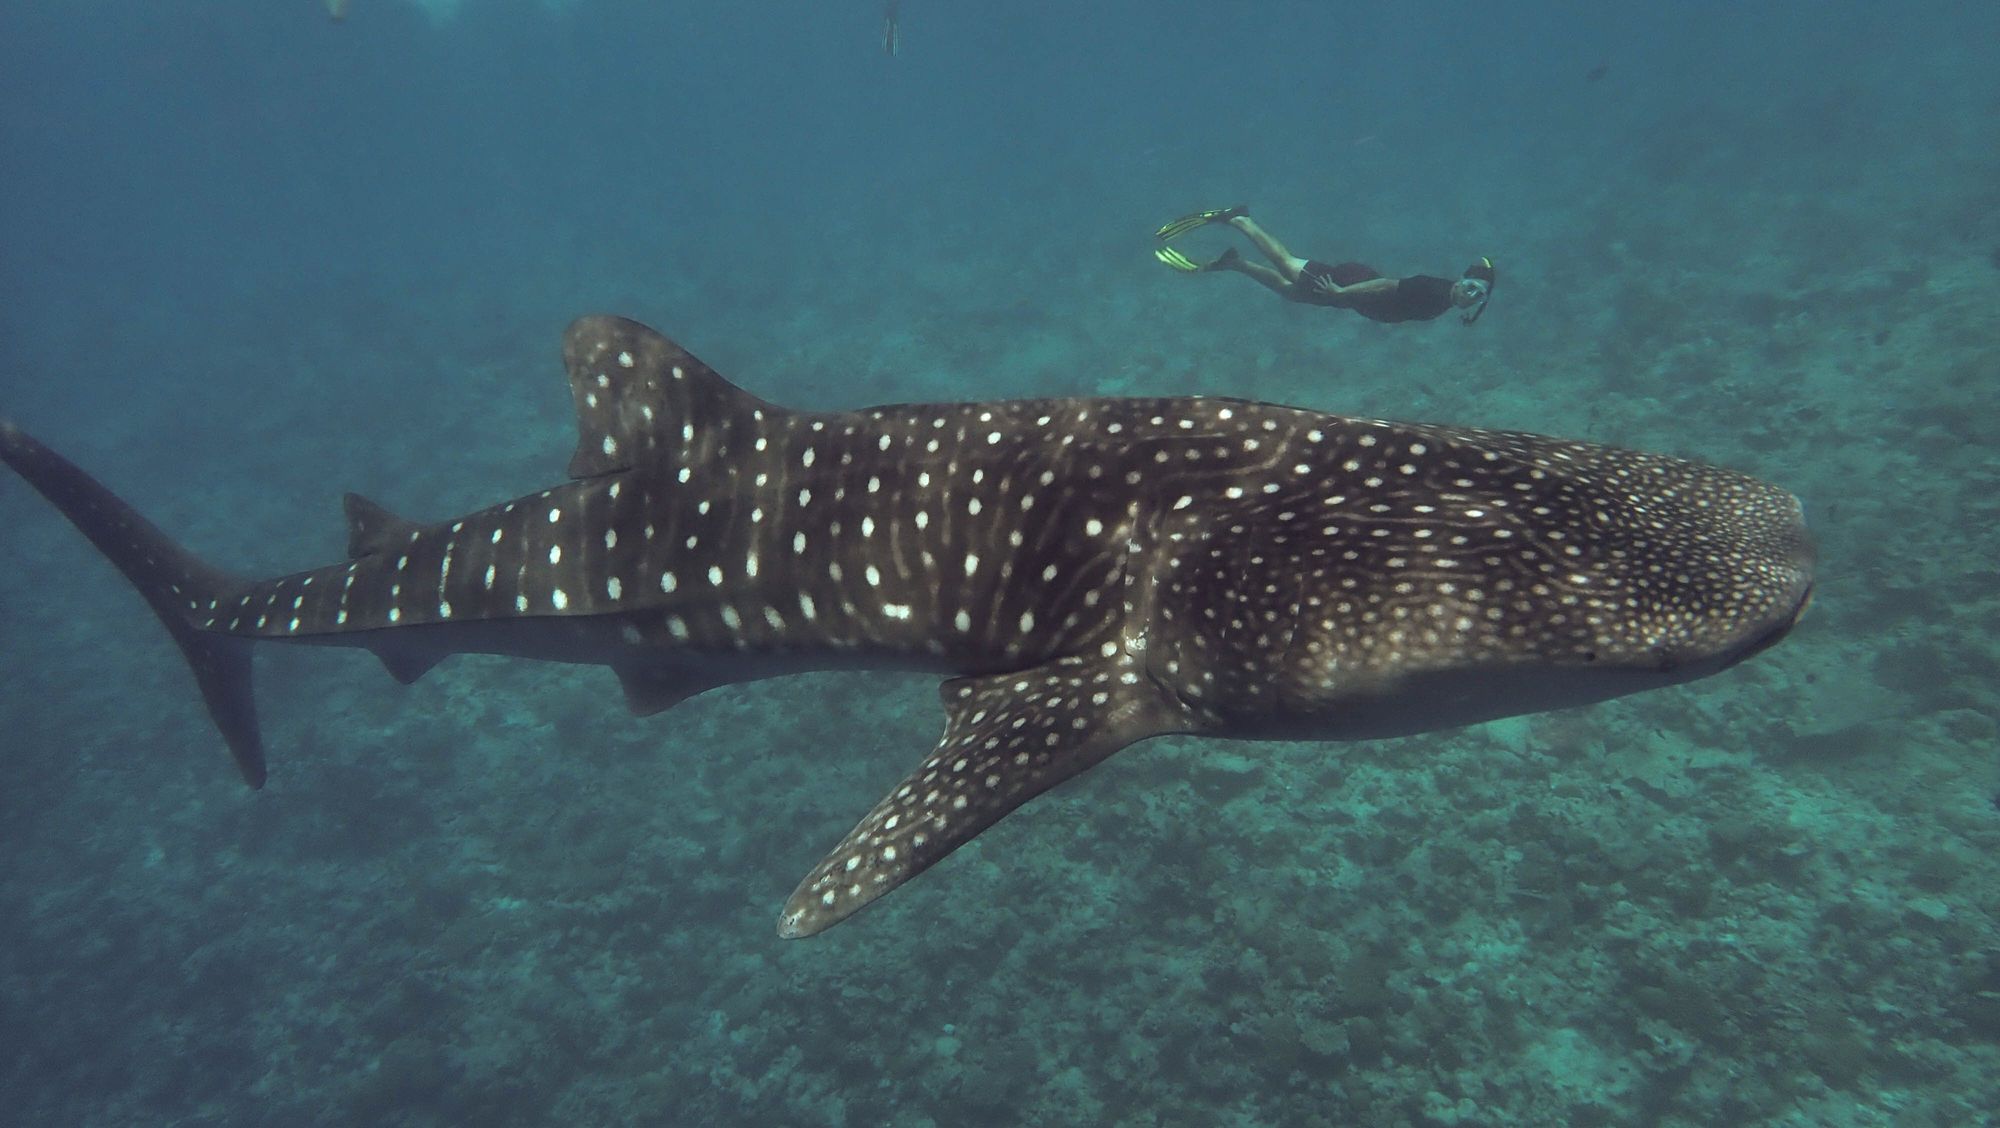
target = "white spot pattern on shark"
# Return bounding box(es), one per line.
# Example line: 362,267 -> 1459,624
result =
0,315 -> 1813,938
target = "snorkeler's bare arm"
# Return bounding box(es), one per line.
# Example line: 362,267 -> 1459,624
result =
1309,275 -> 1399,298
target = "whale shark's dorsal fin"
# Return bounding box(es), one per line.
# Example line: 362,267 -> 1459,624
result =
560,315 -> 788,480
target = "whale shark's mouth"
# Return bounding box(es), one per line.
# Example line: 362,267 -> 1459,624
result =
1732,580 -> 1814,667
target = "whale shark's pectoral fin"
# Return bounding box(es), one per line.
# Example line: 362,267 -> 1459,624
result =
777,655 -> 1189,938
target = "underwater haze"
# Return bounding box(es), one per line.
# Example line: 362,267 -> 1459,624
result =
2,1 -> 1996,1124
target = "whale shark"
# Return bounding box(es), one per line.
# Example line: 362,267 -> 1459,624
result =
0,315 -> 1814,937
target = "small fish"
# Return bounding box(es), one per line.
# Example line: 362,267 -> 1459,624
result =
0,316 -> 1813,937
1585,63 -> 1610,83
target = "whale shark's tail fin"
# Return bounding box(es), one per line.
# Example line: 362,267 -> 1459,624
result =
0,421 -> 265,787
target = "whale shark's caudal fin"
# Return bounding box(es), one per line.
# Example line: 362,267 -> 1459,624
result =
0,421 -> 267,787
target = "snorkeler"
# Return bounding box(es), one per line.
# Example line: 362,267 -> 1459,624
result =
1155,205 -> 1495,325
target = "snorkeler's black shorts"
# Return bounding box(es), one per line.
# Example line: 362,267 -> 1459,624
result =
1291,262 -> 1454,323
1292,261 -> 1379,307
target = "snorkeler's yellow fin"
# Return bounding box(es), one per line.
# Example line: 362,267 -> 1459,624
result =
1153,205 -> 1248,242
1154,247 -> 1204,273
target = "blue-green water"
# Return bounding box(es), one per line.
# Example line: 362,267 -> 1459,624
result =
1,2 -> 1995,1124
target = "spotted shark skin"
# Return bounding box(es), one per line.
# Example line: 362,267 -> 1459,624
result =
0,315 -> 1813,937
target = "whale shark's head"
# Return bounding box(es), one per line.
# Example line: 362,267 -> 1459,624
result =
1176,419 -> 1816,739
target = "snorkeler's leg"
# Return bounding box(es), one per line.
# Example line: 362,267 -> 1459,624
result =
1230,216 -> 1309,282
1213,249 -> 1295,295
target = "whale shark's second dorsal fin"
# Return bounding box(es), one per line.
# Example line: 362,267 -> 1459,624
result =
342,492 -> 420,558
560,315 -> 788,480
340,493 -> 444,684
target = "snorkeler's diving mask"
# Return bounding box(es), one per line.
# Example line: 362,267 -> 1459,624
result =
1459,257 -> 1496,325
